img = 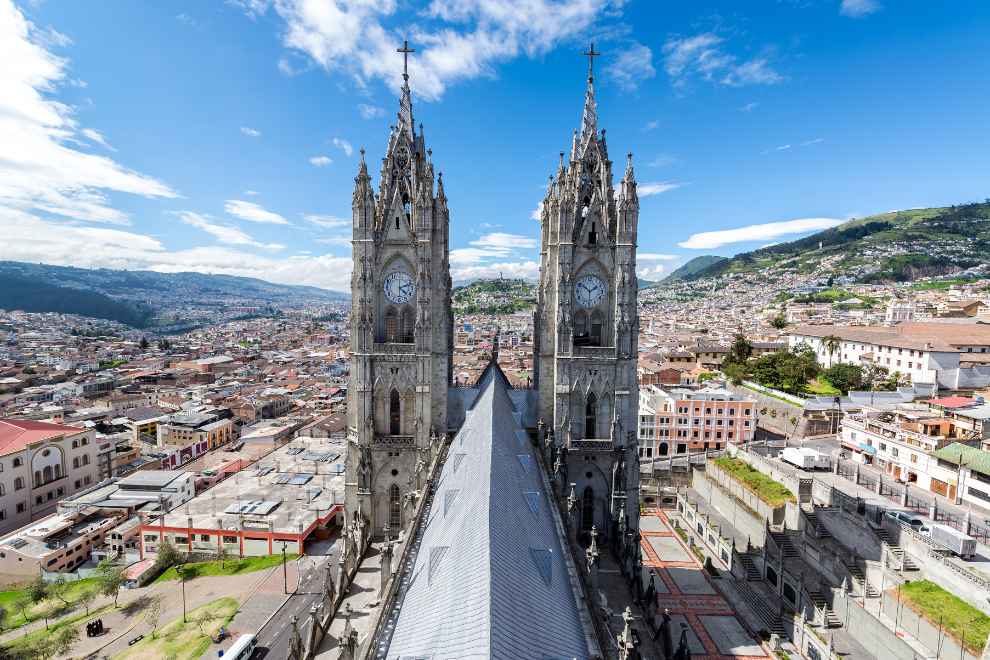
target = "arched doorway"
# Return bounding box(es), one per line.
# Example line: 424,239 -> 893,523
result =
389,484 -> 402,529
389,389 -> 401,435
659,442 -> 669,456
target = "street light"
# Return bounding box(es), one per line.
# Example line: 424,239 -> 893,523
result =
176,563 -> 187,623
282,545 -> 288,595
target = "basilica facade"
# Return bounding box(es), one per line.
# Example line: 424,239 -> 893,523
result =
345,46 -> 640,549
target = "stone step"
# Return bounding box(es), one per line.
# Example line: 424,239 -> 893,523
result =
738,553 -> 761,581
736,581 -> 786,636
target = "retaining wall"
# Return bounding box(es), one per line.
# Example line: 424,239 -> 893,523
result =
691,470 -> 768,549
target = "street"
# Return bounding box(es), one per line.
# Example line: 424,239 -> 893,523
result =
253,538 -> 339,659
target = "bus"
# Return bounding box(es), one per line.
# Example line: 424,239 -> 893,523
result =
221,634 -> 257,659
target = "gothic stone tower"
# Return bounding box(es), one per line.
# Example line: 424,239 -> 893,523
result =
346,49 -> 452,537
534,48 -> 641,539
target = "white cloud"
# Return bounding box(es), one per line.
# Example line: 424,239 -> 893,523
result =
314,236 -> 352,248
332,137 -> 353,157
637,253 -> 678,261
450,231 -> 538,267
0,0 -> 176,225
777,144 -> 791,151
638,181 -> 683,197
471,232 -> 537,251
237,0 -> 621,101
647,154 -> 676,168
80,128 -> 115,151
800,137 -> 824,147
357,103 -> 384,119
662,32 -> 782,88
0,209 -> 353,291
305,214 -> 350,229
740,101 -> 758,112
840,0 -> 880,18
531,202 -> 543,220
643,119 -> 659,131
637,264 -> 666,280
309,155 -> 332,167
608,42 -> 654,91
452,260 -> 540,282
678,217 -> 844,249
177,211 -> 285,250
240,126 -> 262,137
244,189 -> 260,196
224,199 -> 289,225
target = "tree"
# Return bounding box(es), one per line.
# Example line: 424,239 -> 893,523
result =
822,363 -> 864,395
193,610 -> 217,639
49,576 -> 72,607
770,314 -> 788,330
97,559 -> 124,608
49,624 -> 80,657
146,596 -> 163,639
139,336 -> 150,349
217,543 -> 230,570
12,595 -> 31,628
726,333 -> 753,365
155,539 -> 182,573
26,575 -> 47,603
0,604 -> 6,634
698,372 -> 717,384
821,334 -> 842,365
77,585 -> 98,615
722,362 -> 747,385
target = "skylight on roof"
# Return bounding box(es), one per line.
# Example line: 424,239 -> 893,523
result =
529,547 -> 553,587
444,489 -> 460,517
523,491 -> 540,514
516,454 -> 531,472
452,453 -> 466,474
428,546 -> 449,586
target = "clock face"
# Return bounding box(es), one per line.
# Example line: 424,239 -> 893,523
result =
575,275 -> 606,308
383,271 -> 415,304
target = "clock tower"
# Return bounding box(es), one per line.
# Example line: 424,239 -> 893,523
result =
534,46 -> 641,540
346,42 -> 452,536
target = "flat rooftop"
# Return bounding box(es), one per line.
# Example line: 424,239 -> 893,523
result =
156,436 -> 345,536
118,470 -> 189,489
0,512 -> 121,558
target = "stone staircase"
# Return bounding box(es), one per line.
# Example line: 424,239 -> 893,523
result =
769,530 -> 800,559
807,589 -> 841,628
737,552 -> 761,581
846,563 -> 878,598
803,507 -> 832,539
736,580 -> 786,637
876,527 -> 919,572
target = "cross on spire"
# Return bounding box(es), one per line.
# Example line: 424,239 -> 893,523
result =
582,43 -> 601,81
397,40 -> 415,83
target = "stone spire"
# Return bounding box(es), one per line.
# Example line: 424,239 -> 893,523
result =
397,40 -> 416,138
578,43 -> 601,147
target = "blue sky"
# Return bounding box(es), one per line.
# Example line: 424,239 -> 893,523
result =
2,0 -> 988,291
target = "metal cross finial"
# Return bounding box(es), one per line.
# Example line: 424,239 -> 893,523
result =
397,39 -> 415,81
582,42 -> 601,80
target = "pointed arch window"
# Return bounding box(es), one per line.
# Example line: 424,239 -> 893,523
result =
385,308 -> 399,343
588,221 -> 597,245
585,392 -> 598,438
389,389 -> 401,435
574,310 -> 588,339
590,311 -> 604,347
400,307 -> 414,343
389,484 -> 402,529
582,487 -> 595,532
659,442 -> 669,456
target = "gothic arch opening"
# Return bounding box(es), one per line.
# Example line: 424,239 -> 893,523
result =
585,392 -> 598,438
400,307 -> 414,343
389,388 -> 401,435
389,483 -> 402,530
385,307 -> 399,342
582,486 -> 594,532
574,310 -> 588,337
590,310 -> 604,347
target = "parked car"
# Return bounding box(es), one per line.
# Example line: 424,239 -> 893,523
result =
885,510 -> 928,532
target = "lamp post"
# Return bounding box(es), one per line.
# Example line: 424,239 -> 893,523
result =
282,545 -> 288,595
176,563 -> 187,623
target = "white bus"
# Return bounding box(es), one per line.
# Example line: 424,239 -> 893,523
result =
221,634 -> 257,659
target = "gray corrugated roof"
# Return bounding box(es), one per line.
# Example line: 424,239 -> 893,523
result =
387,365 -> 591,660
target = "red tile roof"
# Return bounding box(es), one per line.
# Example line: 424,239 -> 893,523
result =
924,396 -> 977,409
0,419 -> 86,457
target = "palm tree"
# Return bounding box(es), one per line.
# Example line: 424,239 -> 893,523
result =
822,334 -> 842,366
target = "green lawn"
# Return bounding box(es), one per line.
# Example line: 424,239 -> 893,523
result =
899,580 -> 990,654
154,553 -> 299,583
115,596 -> 239,660
0,602 -> 113,658
805,378 -> 840,396
0,577 -> 101,631
712,457 -> 796,507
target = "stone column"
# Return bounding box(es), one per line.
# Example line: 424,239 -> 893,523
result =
901,483 -> 909,507
379,539 -> 394,598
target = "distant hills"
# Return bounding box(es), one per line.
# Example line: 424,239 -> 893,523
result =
0,261 -> 348,329
668,202 -> 990,283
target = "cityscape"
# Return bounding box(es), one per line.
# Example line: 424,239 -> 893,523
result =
2,1 -> 990,660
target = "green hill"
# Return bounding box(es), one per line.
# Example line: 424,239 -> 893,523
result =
681,202 -> 990,283
664,255 -> 728,281
452,278 -> 537,314
0,273 -> 154,327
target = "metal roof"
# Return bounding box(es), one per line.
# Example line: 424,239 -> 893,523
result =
933,443 -> 990,477
385,365 -> 594,659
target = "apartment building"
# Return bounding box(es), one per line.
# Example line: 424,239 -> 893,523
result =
788,322 -> 990,390
839,405 -> 971,490
0,510 -> 123,580
638,385 -> 756,460
0,420 -> 103,536
930,443 -> 990,508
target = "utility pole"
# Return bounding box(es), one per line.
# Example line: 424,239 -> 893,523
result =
177,564 -> 187,623
283,545 -> 288,594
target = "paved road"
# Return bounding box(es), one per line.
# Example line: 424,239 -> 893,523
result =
254,539 -> 339,659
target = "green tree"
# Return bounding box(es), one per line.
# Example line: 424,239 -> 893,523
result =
77,585 -> 98,615
49,624 -> 80,656
146,596 -> 163,639
97,559 -> 124,607
723,362 -> 747,385
49,576 -> 72,607
26,575 -> 47,603
822,363 -> 864,394
821,334 -> 842,365
154,538 -> 182,573
139,336 -> 150,349
770,314 -> 788,330
726,333 -> 753,365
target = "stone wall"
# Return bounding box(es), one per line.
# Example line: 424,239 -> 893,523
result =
880,590 -> 983,660
704,461 -> 788,526
691,470 -> 769,549
829,589 -> 922,660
